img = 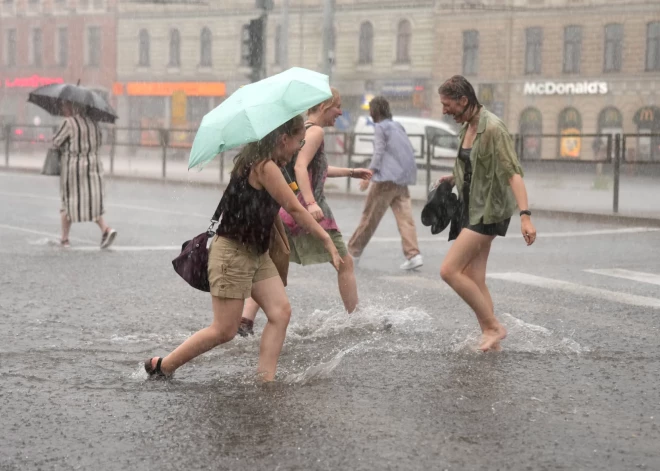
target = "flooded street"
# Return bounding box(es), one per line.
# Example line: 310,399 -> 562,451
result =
1,172 -> 659,470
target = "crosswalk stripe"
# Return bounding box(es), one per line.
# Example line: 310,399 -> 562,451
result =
584,268 -> 660,287
487,272 -> 660,308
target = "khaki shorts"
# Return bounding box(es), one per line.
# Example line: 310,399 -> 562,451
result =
208,236 -> 280,299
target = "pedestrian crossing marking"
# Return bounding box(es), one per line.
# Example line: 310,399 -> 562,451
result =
487,272 -> 660,309
585,268 -> 660,287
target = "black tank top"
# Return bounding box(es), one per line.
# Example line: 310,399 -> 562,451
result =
215,167 -> 281,254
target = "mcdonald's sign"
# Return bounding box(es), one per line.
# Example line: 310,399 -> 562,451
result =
559,108 -> 581,130
640,108 -> 654,121
634,106 -> 660,128
605,109 -> 619,123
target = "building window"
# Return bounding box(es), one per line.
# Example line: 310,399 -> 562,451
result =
5,29 -> 16,67
358,21 -> 373,65
463,30 -> 479,76
519,107 -> 543,161
595,106 -> 623,160
563,25 -> 582,74
57,27 -> 68,67
32,28 -> 42,66
646,22 -> 660,71
558,107 -> 582,159
241,24 -> 250,65
274,24 -> 282,66
169,29 -> 181,67
138,29 -> 150,67
633,106 -> 660,161
396,20 -> 411,64
524,27 -> 542,74
200,27 -> 212,67
87,26 -> 101,67
603,24 -> 623,72
78,0 -> 102,10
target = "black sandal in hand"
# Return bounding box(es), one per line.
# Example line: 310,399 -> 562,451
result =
144,357 -> 170,379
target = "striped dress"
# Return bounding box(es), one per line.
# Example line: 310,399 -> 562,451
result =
52,115 -> 105,223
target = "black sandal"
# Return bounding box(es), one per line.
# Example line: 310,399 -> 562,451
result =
237,318 -> 255,338
144,357 -> 170,379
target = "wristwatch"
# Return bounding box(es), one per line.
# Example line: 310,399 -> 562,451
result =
520,210 -> 532,217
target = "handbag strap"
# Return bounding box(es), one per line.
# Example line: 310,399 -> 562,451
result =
207,191 -> 227,235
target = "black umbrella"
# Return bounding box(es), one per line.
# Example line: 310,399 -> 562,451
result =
27,82 -> 118,124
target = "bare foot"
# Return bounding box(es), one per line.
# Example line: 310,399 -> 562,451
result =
479,326 -> 507,352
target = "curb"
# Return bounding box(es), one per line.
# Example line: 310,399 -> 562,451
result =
4,165 -> 660,226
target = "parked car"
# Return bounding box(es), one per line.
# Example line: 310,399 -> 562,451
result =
351,115 -> 459,167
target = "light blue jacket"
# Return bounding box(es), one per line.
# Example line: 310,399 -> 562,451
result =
369,119 -> 417,186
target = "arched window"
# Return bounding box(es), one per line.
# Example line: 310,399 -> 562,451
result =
558,107 -> 582,159
396,20 -> 411,63
358,22 -> 373,65
519,107 -> 543,160
138,29 -> 150,67
169,29 -> 181,67
200,27 -> 212,67
592,107 -> 622,160
633,106 -> 660,161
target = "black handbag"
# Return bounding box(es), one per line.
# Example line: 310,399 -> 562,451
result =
41,148 -> 61,176
171,193 -> 226,292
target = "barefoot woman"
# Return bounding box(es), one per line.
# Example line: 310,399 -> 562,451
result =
436,76 -> 537,351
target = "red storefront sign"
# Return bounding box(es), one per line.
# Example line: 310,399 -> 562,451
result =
3,75 -> 65,88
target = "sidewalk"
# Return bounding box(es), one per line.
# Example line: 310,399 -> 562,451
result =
4,151 -> 660,221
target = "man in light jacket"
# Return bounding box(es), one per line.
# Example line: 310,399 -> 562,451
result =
348,96 -> 423,270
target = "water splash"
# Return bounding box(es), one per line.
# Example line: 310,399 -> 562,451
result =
449,313 -> 589,354
286,303 -> 433,342
283,342 -> 364,385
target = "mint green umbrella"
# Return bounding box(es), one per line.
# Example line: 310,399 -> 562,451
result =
188,67 -> 332,170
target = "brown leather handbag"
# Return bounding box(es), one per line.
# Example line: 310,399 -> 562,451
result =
269,216 -> 290,287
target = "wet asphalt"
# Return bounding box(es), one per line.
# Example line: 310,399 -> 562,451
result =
1,171 -> 659,470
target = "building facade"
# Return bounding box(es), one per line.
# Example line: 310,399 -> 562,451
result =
0,0 -> 117,129
115,0 -> 262,147
430,0 -> 660,161
113,0 -> 436,145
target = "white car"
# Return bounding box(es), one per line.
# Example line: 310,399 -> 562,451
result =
351,115 -> 459,167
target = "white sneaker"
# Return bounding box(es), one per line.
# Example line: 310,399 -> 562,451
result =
400,254 -> 423,270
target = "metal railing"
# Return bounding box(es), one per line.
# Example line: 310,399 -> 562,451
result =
2,124 -> 659,213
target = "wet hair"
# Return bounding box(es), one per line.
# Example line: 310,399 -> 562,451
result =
308,87 -> 341,115
438,75 -> 480,110
232,114 -> 305,177
369,96 -> 392,121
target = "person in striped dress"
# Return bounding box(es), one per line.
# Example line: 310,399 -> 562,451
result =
52,101 -> 117,249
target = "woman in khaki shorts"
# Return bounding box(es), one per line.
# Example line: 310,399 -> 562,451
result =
144,115 -> 341,381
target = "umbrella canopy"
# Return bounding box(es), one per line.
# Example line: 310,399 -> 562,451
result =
188,67 -> 332,170
28,83 -> 118,124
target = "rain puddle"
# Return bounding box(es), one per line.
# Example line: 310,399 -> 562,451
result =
126,308 -> 587,385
